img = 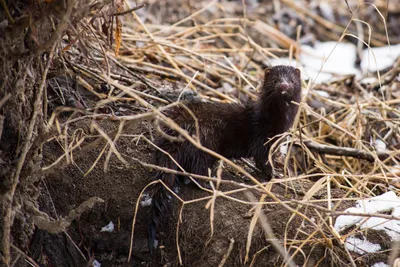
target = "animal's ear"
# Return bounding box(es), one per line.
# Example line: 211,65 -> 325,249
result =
264,68 -> 271,75
295,68 -> 301,76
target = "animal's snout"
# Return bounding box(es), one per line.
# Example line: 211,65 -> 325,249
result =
280,81 -> 290,91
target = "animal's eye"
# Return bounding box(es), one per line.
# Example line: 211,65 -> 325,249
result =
273,79 -> 277,83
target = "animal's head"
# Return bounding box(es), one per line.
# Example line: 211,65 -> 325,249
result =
262,65 -> 302,105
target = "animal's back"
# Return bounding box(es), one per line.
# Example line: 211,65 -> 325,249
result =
156,100 -> 252,160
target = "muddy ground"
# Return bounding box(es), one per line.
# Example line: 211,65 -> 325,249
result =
2,1 -> 398,266
21,115 -> 390,267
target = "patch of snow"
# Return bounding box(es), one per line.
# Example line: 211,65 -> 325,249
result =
358,205 -> 400,240
100,221 -> 114,232
279,143 -> 288,156
388,165 -> 400,175
360,77 -> 378,85
361,44 -> 400,73
334,191 -> 400,240
279,136 -> 291,156
318,2 -> 335,22
359,215 -> 400,240
371,262 -> 389,267
140,193 -> 152,207
266,42 -> 400,84
372,139 -> 387,153
334,207 -> 364,232
334,191 -> 400,231
269,57 -> 333,83
270,42 -> 361,84
300,42 -> 360,83
314,90 -> 330,98
135,41 -> 146,48
355,191 -> 400,214
302,68 -> 333,84
345,236 -> 381,255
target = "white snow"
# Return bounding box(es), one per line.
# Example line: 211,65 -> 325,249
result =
318,2 -> 335,22
388,165 -> 400,175
355,191 -> 400,214
371,262 -> 390,267
372,138 -> 387,153
371,261 -> 390,267
360,77 -> 378,85
100,221 -> 115,232
279,143 -> 288,156
361,44 -> 400,73
345,236 -> 381,255
359,206 -> 400,240
270,41 -> 361,84
279,136 -> 291,156
269,57 -> 333,83
140,193 -> 152,207
334,191 -> 400,238
300,42 -> 360,83
269,42 -> 400,85
314,90 -> 330,98
334,207 -> 363,232
334,192 -> 400,260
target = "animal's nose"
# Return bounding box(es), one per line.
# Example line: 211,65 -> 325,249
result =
280,82 -> 290,90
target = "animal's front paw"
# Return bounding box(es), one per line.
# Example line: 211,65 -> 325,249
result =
256,163 -> 274,181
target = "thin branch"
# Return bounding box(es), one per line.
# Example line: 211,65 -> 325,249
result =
1,42 -> 57,265
113,3 -> 147,16
302,141 -> 390,162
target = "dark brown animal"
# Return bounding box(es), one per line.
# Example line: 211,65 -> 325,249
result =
148,65 -> 302,250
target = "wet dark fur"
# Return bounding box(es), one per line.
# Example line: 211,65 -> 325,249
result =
148,65 -> 302,251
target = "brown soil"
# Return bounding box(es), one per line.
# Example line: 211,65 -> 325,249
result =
25,117 -> 362,267
2,1 -> 398,266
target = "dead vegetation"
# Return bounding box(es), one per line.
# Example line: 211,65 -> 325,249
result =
1,0 -> 400,266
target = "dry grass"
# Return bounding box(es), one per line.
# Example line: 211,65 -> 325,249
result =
31,0 -> 400,266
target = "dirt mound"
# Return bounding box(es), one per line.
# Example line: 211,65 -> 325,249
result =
34,117 -> 351,266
